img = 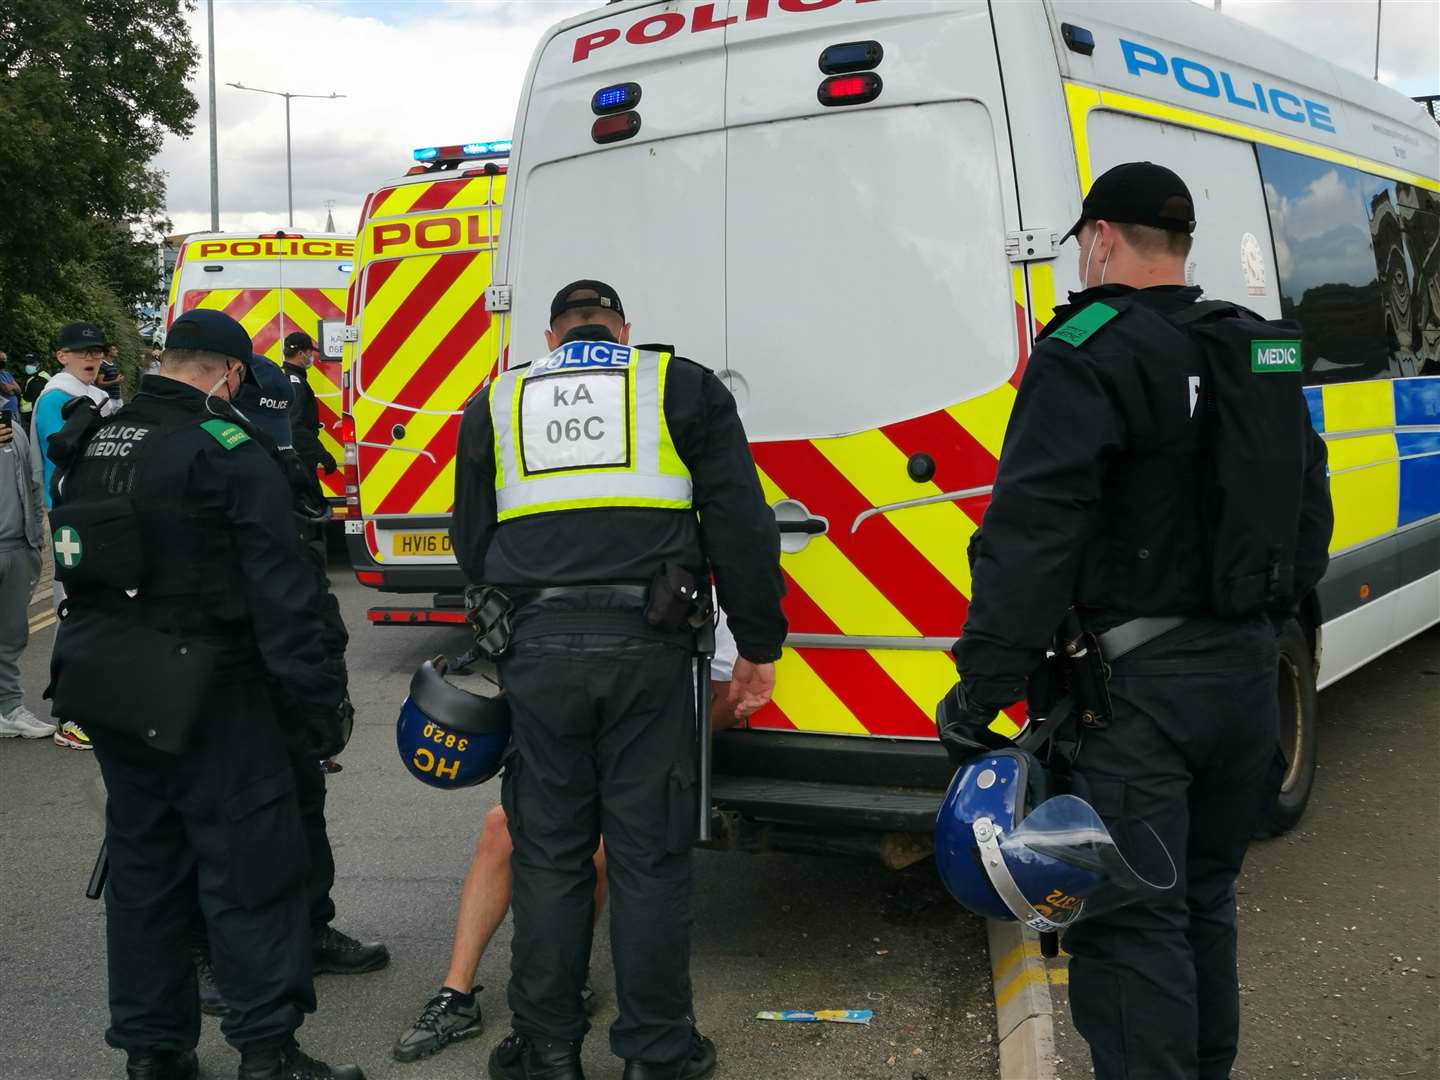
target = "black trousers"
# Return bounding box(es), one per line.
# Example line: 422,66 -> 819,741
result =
500,614 -> 697,1063
293,751 -> 336,930
92,680 -> 315,1056
1063,617 -> 1283,1080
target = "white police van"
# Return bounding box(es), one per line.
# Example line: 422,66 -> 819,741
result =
485,0 -> 1440,854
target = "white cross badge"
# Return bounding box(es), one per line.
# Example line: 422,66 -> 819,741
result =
54,526 -> 83,569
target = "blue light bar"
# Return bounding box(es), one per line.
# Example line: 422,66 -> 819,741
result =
592,82 -> 642,116
413,146 -> 439,161
462,139 -> 512,156
411,140 -> 511,163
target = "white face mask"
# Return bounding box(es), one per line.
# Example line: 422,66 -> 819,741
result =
1081,230 -> 1112,289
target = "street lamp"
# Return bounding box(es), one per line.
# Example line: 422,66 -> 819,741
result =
226,81 -> 345,227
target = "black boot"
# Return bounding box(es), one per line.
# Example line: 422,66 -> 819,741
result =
125,1049 -> 198,1080
487,1031 -> 585,1080
622,1029 -> 717,1080
193,951 -> 228,1017
312,924 -> 390,975
237,1040 -> 366,1080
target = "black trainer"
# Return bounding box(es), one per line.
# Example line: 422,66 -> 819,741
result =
621,1029 -> 717,1080
487,1031 -> 585,1080
312,924 -> 390,975
125,1048 -> 198,1080
393,984 -> 484,1062
237,1040 -> 366,1080
193,952 -> 228,1017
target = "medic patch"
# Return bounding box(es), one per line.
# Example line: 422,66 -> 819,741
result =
53,525 -> 83,570
1049,302 -> 1120,348
200,419 -> 251,450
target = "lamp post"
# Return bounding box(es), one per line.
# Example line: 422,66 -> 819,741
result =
225,82 -> 345,227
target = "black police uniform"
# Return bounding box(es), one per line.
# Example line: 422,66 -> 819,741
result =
452,344 -> 785,1069
953,283 -> 1332,1080
52,373 -> 345,1067
281,360 -> 336,476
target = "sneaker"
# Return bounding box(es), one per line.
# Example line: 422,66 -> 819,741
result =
488,1031 -> 585,1080
193,951 -> 228,1017
313,924 -> 390,975
393,985 -> 484,1063
238,1040 -> 366,1080
0,704 -> 55,739
622,1029 -> 717,1080
53,720 -> 93,750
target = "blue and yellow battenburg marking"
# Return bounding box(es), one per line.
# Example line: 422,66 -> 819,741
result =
1304,376 -> 1440,551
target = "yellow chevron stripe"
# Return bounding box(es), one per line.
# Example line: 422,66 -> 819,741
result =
374,181 -> 431,218
946,383 -> 1016,459
1028,262 -> 1057,328
771,649 -> 867,735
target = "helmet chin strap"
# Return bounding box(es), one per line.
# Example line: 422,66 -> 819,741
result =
973,816 -> 1078,934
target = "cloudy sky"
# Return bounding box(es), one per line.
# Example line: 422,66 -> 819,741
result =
155,0 -> 1439,237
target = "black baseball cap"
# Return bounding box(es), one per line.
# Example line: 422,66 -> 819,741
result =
550,280 -> 624,324
165,309 -> 254,364
55,322 -> 113,352
1062,161 -> 1196,243
283,331 -> 315,355
234,354 -> 294,445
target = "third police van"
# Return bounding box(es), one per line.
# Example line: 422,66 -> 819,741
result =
477,0 -> 1437,855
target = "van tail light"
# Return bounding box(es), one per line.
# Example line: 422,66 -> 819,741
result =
818,73 -> 882,107
355,569 -> 384,587
339,414 -> 360,511
592,111 -> 641,144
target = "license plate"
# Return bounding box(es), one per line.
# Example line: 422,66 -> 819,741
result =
391,531 -> 452,556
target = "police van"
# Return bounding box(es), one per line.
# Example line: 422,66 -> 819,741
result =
165,232 -> 355,517
338,145 -> 508,625
480,0 -> 1437,855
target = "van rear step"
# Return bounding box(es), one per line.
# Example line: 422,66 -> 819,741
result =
710,775 -> 942,833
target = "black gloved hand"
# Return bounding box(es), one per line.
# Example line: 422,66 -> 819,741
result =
319,451 -> 339,475
935,680 -> 1014,769
296,697 -> 354,760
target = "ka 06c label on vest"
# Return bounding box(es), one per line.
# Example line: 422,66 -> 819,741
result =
1251,340 -> 1302,373
518,369 -> 630,475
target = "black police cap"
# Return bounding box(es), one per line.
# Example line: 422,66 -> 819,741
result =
55,321 -> 113,352
1062,161 -> 1196,243
283,331 -> 315,355
165,309 -> 254,365
550,279 -> 625,324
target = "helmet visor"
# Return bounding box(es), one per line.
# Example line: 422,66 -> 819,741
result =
983,794 -> 1176,932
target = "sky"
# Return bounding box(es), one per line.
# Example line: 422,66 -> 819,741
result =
154,0 -> 1440,238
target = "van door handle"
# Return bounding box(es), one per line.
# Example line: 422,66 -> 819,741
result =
776,519 -> 826,536
772,499 -> 829,553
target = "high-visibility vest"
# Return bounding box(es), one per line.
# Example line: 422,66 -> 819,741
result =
490,341 -> 693,522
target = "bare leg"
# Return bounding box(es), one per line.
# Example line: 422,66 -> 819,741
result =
441,805 -> 609,993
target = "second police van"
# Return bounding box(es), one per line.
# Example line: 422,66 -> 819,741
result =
381,0 -> 1439,856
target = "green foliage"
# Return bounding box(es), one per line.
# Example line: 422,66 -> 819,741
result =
0,0 -> 198,380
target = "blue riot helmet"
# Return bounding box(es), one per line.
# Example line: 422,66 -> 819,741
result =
232,353 -> 294,447
397,657 -> 510,789
934,749 -> 1175,932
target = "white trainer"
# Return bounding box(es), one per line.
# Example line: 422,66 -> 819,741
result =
0,704 -> 57,739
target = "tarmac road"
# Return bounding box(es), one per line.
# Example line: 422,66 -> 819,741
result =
1049,627 -> 1440,1080
0,564 -> 1000,1080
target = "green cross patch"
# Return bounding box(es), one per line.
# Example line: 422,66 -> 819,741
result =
1251,339 -> 1302,373
1049,302 -> 1120,348
53,526 -> 83,569
200,419 -> 251,450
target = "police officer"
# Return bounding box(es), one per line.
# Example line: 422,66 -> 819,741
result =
452,281 -> 786,1080
49,310 -> 365,1080
280,332 -> 338,478
184,357 -> 387,1018
939,163 -> 1333,1080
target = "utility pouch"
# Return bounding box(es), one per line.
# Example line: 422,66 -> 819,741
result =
46,605 -> 218,754
465,585 -> 515,658
48,496 -> 144,592
1055,609 -> 1112,729
645,562 -> 712,632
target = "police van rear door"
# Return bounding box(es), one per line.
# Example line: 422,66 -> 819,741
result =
500,1 -> 1022,741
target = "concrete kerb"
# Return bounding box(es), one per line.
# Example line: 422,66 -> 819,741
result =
986,919 -> 1058,1080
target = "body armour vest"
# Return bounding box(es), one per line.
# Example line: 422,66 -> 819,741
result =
54,395 -> 253,639
489,341 -> 694,522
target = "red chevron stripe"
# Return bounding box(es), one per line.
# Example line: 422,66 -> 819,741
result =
408,177 -> 470,213
880,408 -> 1000,503
374,412 -> 463,514
359,290 -> 491,446
1009,299 -> 1030,388
364,256 -> 402,302
290,288 -> 344,321
361,250 -> 477,375
752,440 -> 966,637
368,186 -> 396,219
219,289 -> 270,321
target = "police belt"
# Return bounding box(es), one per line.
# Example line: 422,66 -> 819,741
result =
1094,615 -> 1188,662
507,584 -> 694,648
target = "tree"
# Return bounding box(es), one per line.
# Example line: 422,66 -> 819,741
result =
0,0 -> 197,384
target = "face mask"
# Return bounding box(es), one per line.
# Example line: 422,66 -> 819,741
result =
24,365 -> 36,376
561,323 -> 618,345
1081,232 -> 1112,289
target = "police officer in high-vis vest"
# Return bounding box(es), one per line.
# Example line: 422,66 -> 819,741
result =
46,309 -> 364,1080
452,281 -> 786,1080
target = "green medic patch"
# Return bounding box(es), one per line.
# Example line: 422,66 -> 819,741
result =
53,525 -> 83,570
200,419 -> 251,450
1251,339 -> 1302,373
1049,302 -> 1120,348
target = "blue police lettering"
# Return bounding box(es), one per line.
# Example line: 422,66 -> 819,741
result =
1120,39 -> 1336,134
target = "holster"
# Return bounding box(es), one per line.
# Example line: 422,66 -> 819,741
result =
645,562 -> 714,633
465,585 -> 516,658
1055,609 -> 1113,729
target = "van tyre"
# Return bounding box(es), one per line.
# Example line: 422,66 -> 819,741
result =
1259,618 -> 1319,838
